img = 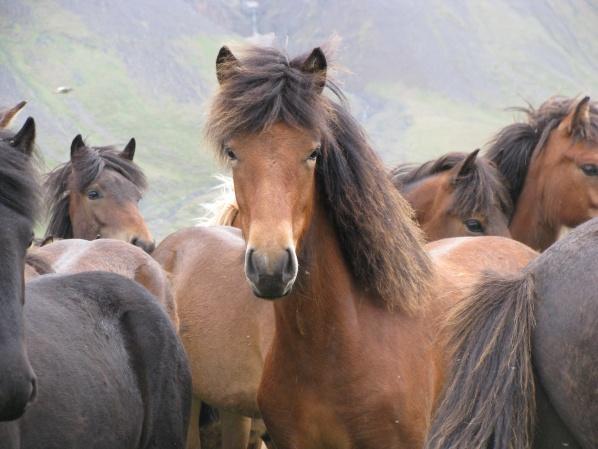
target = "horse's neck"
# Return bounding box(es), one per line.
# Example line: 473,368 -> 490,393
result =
510,169 -> 559,251
273,203 -> 390,355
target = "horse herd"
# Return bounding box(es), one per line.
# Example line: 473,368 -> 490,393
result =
0,44 -> 596,449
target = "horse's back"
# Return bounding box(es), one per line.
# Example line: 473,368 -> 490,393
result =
27,239 -> 177,326
1,271 -> 191,449
529,219 -> 598,448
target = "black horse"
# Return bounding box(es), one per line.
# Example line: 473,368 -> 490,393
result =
0,117 -> 38,421
0,119 -> 192,448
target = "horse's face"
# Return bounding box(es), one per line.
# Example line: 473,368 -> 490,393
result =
535,97 -> 598,227
404,152 -> 511,240
226,123 -> 320,298
68,138 -> 155,253
0,119 -> 38,420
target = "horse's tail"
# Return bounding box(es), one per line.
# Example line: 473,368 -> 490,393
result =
425,272 -> 536,449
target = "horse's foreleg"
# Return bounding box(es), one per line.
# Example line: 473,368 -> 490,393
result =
220,410 -> 251,449
186,397 -> 201,449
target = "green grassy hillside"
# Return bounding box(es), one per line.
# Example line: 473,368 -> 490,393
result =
1,0 -> 596,238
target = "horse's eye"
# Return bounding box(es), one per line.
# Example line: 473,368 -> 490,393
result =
581,164 -> 598,177
224,147 -> 237,161
87,190 -> 100,200
308,147 -> 321,161
464,218 -> 484,234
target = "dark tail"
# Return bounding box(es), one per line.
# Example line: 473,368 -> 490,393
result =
425,272 -> 536,449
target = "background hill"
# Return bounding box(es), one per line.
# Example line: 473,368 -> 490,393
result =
2,0 -> 597,238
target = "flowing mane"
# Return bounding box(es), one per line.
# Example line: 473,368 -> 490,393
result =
487,96 -> 598,205
391,152 -> 513,219
0,127 -> 39,221
205,46 -> 432,311
44,143 -> 147,238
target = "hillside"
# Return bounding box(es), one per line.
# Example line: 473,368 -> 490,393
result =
1,0 -> 597,238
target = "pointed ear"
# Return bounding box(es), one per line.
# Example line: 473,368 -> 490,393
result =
301,47 -> 327,94
70,134 -> 86,160
121,138 -> 136,161
453,149 -> 480,182
216,46 -> 240,85
11,117 -> 36,156
0,100 -> 27,128
559,96 -> 591,135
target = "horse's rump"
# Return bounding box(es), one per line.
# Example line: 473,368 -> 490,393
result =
1,272 -> 191,449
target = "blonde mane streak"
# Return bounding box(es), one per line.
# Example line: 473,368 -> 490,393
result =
195,175 -> 239,226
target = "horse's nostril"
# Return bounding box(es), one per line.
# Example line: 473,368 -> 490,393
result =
28,377 -> 37,404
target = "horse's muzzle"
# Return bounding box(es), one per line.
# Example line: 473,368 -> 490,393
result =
245,247 -> 298,299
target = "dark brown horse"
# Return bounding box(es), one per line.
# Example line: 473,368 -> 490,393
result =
0,117 -> 38,421
156,44 -> 536,449
0,120 -> 191,448
44,135 -> 155,252
390,149 -> 512,240
487,96 -> 598,251
426,217 -> 598,449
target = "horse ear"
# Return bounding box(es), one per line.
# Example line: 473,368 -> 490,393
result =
0,100 -> 27,128
70,134 -> 86,160
559,96 -> 591,135
453,149 -> 480,182
301,47 -> 327,94
10,117 -> 36,156
121,138 -> 136,161
216,46 -> 239,85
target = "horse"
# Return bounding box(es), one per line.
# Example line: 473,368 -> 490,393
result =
154,44 -> 536,449
426,217 -> 598,449
0,118 -> 192,447
25,238 -> 178,330
486,96 -> 598,251
390,149 -> 512,240
0,116 -> 38,421
44,134 -> 155,252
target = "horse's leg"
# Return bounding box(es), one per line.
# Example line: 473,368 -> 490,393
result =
220,410 -> 251,449
187,397 -> 202,449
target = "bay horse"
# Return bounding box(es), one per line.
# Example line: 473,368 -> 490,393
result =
426,217 -> 598,449
154,45 -> 536,449
487,96 -> 598,251
0,119 -> 192,448
390,149 -> 512,240
44,134 -> 155,252
0,116 -> 38,421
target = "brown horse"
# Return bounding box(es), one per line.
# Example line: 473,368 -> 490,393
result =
487,96 -> 598,251
155,45 -> 536,449
26,238 -> 178,330
426,217 -> 598,449
390,149 -> 512,240
44,134 -> 155,252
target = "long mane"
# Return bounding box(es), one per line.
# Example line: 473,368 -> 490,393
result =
487,97 -> 598,205
391,152 -> 513,219
205,46 -> 432,312
44,144 -> 147,238
0,128 -> 39,221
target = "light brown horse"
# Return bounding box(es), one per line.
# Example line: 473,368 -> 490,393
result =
26,239 -> 177,329
44,134 -> 155,252
390,149 -> 512,240
154,45 -> 536,449
487,96 -> 598,251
